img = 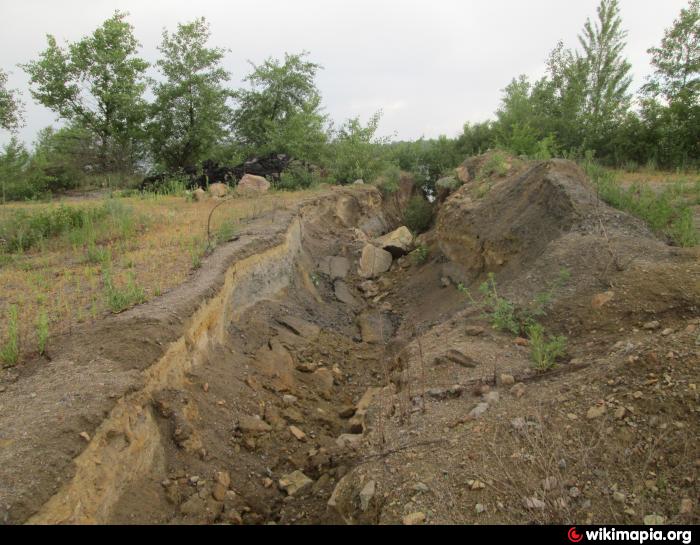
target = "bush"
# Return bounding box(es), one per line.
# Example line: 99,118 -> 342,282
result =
277,163 -> 318,190
403,196 -> 433,234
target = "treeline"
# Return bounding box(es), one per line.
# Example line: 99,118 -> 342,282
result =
0,0 -> 698,201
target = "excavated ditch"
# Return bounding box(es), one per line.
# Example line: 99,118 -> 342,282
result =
3,158 -> 698,525
1,185 -> 404,524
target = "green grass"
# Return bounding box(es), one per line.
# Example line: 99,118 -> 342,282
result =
0,199 -> 148,255
36,309 -> 49,356
103,266 -> 146,313
1,305 -> 19,367
584,160 -> 698,247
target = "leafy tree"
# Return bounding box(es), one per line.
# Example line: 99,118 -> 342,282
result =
643,0 -> 699,103
150,17 -> 233,171
576,0 -> 633,150
232,51 -> 327,162
329,111 -> 390,183
0,69 -> 24,131
0,138 -> 30,202
22,11 -> 149,173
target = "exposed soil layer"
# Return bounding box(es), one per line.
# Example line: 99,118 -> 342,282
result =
1,158 -> 698,525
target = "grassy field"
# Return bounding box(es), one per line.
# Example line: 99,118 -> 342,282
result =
0,188 -> 326,366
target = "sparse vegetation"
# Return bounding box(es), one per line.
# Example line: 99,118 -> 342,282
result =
527,322 -> 568,371
103,265 -> 146,313
1,304 -> 19,367
403,196 -> 433,234
36,309 -> 49,355
411,244 -> 429,265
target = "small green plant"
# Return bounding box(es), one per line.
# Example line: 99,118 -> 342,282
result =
479,151 -> 509,179
403,196 -> 433,234
528,323 -> 567,371
189,237 -> 206,269
85,241 -> 111,265
411,244 -> 429,264
1,305 -> 20,367
36,309 -> 49,356
103,268 -> 146,313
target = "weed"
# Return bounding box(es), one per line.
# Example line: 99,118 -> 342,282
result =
189,237 -> 206,269
1,305 -> 19,367
411,244 -> 429,264
36,309 -> 49,355
479,151 -> 509,179
103,267 -> 146,313
528,322 -> 567,371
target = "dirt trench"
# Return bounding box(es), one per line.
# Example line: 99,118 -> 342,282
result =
2,159 -> 698,525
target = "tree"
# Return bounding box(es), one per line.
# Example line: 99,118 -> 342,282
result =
643,0 -> 699,103
576,0 -> 633,150
329,111 -> 390,183
150,17 -> 233,171
0,69 -> 24,131
232,51 -> 328,161
22,11 -> 149,173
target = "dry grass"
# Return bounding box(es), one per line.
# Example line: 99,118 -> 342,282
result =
0,188 -> 326,363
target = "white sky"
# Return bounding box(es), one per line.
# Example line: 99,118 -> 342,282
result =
0,0 -> 689,147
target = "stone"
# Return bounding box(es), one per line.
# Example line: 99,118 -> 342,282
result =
358,244 -> 393,279
499,373 -> 515,386
359,480 -> 376,511
587,405 -> 606,419
614,407 -> 627,419
591,291 -> 614,309
643,514 -> 665,525
334,280 -> 361,307
465,325 -> 485,336
613,491 -> 626,503
237,174 -> 270,193
402,511 -> 426,525
483,391 -> 500,404
208,182 -> 229,198
514,337 -> 529,347
358,280 -> 379,297
311,368 -> 335,398
643,320 -> 661,331
79,431 -> 91,442
469,402 -> 489,419
336,434 -> 364,449
374,226 -> 413,257
338,406 -> 356,419
277,316 -> 321,340
679,498 -> 693,515
475,503 -> 487,514
282,394 -> 298,405
324,256 -> 351,280
661,328 -> 673,336
413,482 -> 429,493
511,417 -> 527,431
289,425 -> 307,442
510,383 -> 526,398
524,497 -> 546,509
279,470 -> 313,496
444,349 -> 478,368
214,470 -> 230,488
193,187 -> 207,202
238,415 -> 272,434
353,179 -> 364,185
212,483 -> 227,501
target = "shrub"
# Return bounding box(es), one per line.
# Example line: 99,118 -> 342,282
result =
403,196 -> 433,234
277,163 -> 318,190
479,151 -> 509,178
411,244 -> 429,264
1,305 -> 20,367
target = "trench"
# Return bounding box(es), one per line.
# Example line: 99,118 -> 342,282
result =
27,186 -> 407,524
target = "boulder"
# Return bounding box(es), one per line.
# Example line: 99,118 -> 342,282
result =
358,244 -> 392,279
237,174 -> 270,193
357,311 -> 394,344
374,226 -> 414,258
208,182 -> 229,198
193,187 -> 207,202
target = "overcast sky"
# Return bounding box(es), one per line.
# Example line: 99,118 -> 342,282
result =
0,0 -> 689,147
